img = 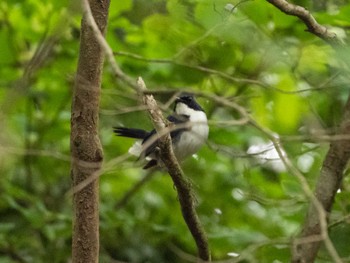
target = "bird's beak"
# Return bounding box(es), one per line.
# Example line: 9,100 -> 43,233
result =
175,96 -> 184,104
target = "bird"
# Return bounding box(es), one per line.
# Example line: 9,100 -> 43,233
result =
113,94 -> 209,169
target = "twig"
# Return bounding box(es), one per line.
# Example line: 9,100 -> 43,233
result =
136,77 -> 211,262
82,2 -> 137,90
328,214 -> 350,228
115,51 -> 267,88
115,171 -> 156,209
68,153 -> 131,197
115,51 -> 340,95
265,0 -> 340,45
0,146 -> 71,162
167,243 -> 198,263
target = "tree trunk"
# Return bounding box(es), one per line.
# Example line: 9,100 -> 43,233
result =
71,0 -> 110,262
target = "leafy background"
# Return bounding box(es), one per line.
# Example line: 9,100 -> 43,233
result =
1,0 -> 350,262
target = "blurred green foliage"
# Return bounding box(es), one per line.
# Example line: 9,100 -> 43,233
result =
1,0 -> 350,262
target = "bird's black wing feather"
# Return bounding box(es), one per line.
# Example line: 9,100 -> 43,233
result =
113,127 -> 149,139
114,115 -> 189,169
167,114 -> 190,141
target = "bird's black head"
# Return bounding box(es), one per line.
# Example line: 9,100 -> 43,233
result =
175,94 -> 204,112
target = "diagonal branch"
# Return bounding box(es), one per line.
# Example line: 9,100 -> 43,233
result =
249,122 -> 343,263
136,77 -> 211,262
292,96 -> 350,263
265,0 -> 340,45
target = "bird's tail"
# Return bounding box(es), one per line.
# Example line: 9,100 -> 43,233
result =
113,127 -> 149,139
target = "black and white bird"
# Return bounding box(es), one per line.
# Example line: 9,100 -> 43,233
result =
114,94 -> 209,169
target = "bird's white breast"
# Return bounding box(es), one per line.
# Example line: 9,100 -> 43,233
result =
172,108 -> 209,160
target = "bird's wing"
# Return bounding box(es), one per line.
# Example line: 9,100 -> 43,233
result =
141,114 -> 190,157
167,114 -> 190,142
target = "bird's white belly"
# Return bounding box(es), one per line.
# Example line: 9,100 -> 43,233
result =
172,122 -> 209,160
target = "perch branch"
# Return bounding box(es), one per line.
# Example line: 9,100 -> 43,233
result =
136,77 -> 211,262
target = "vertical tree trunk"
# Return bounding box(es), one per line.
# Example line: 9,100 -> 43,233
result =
71,0 -> 110,262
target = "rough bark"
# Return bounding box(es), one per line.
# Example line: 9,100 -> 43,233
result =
70,0 -> 110,263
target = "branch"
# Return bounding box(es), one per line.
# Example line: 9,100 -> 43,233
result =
136,77 -> 211,262
115,51 -> 337,94
115,51 -> 266,88
292,96 -> 350,263
265,0 -> 341,45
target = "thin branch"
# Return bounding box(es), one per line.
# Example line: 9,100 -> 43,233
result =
265,0 -> 340,45
115,51 -> 339,95
168,243 -> 199,263
81,2 -> 137,90
136,77 -> 211,262
0,146 -> 71,162
114,51 -> 268,88
328,214 -> 350,229
280,133 -> 350,142
68,153 -> 131,197
115,171 -> 156,209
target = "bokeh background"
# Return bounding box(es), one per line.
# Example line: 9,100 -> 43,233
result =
1,0 -> 350,262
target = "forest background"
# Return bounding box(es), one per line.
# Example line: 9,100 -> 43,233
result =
1,0 -> 350,262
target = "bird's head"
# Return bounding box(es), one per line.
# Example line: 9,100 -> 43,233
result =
174,94 -> 204,115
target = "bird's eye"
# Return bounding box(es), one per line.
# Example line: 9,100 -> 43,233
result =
178,95 -> 193,104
